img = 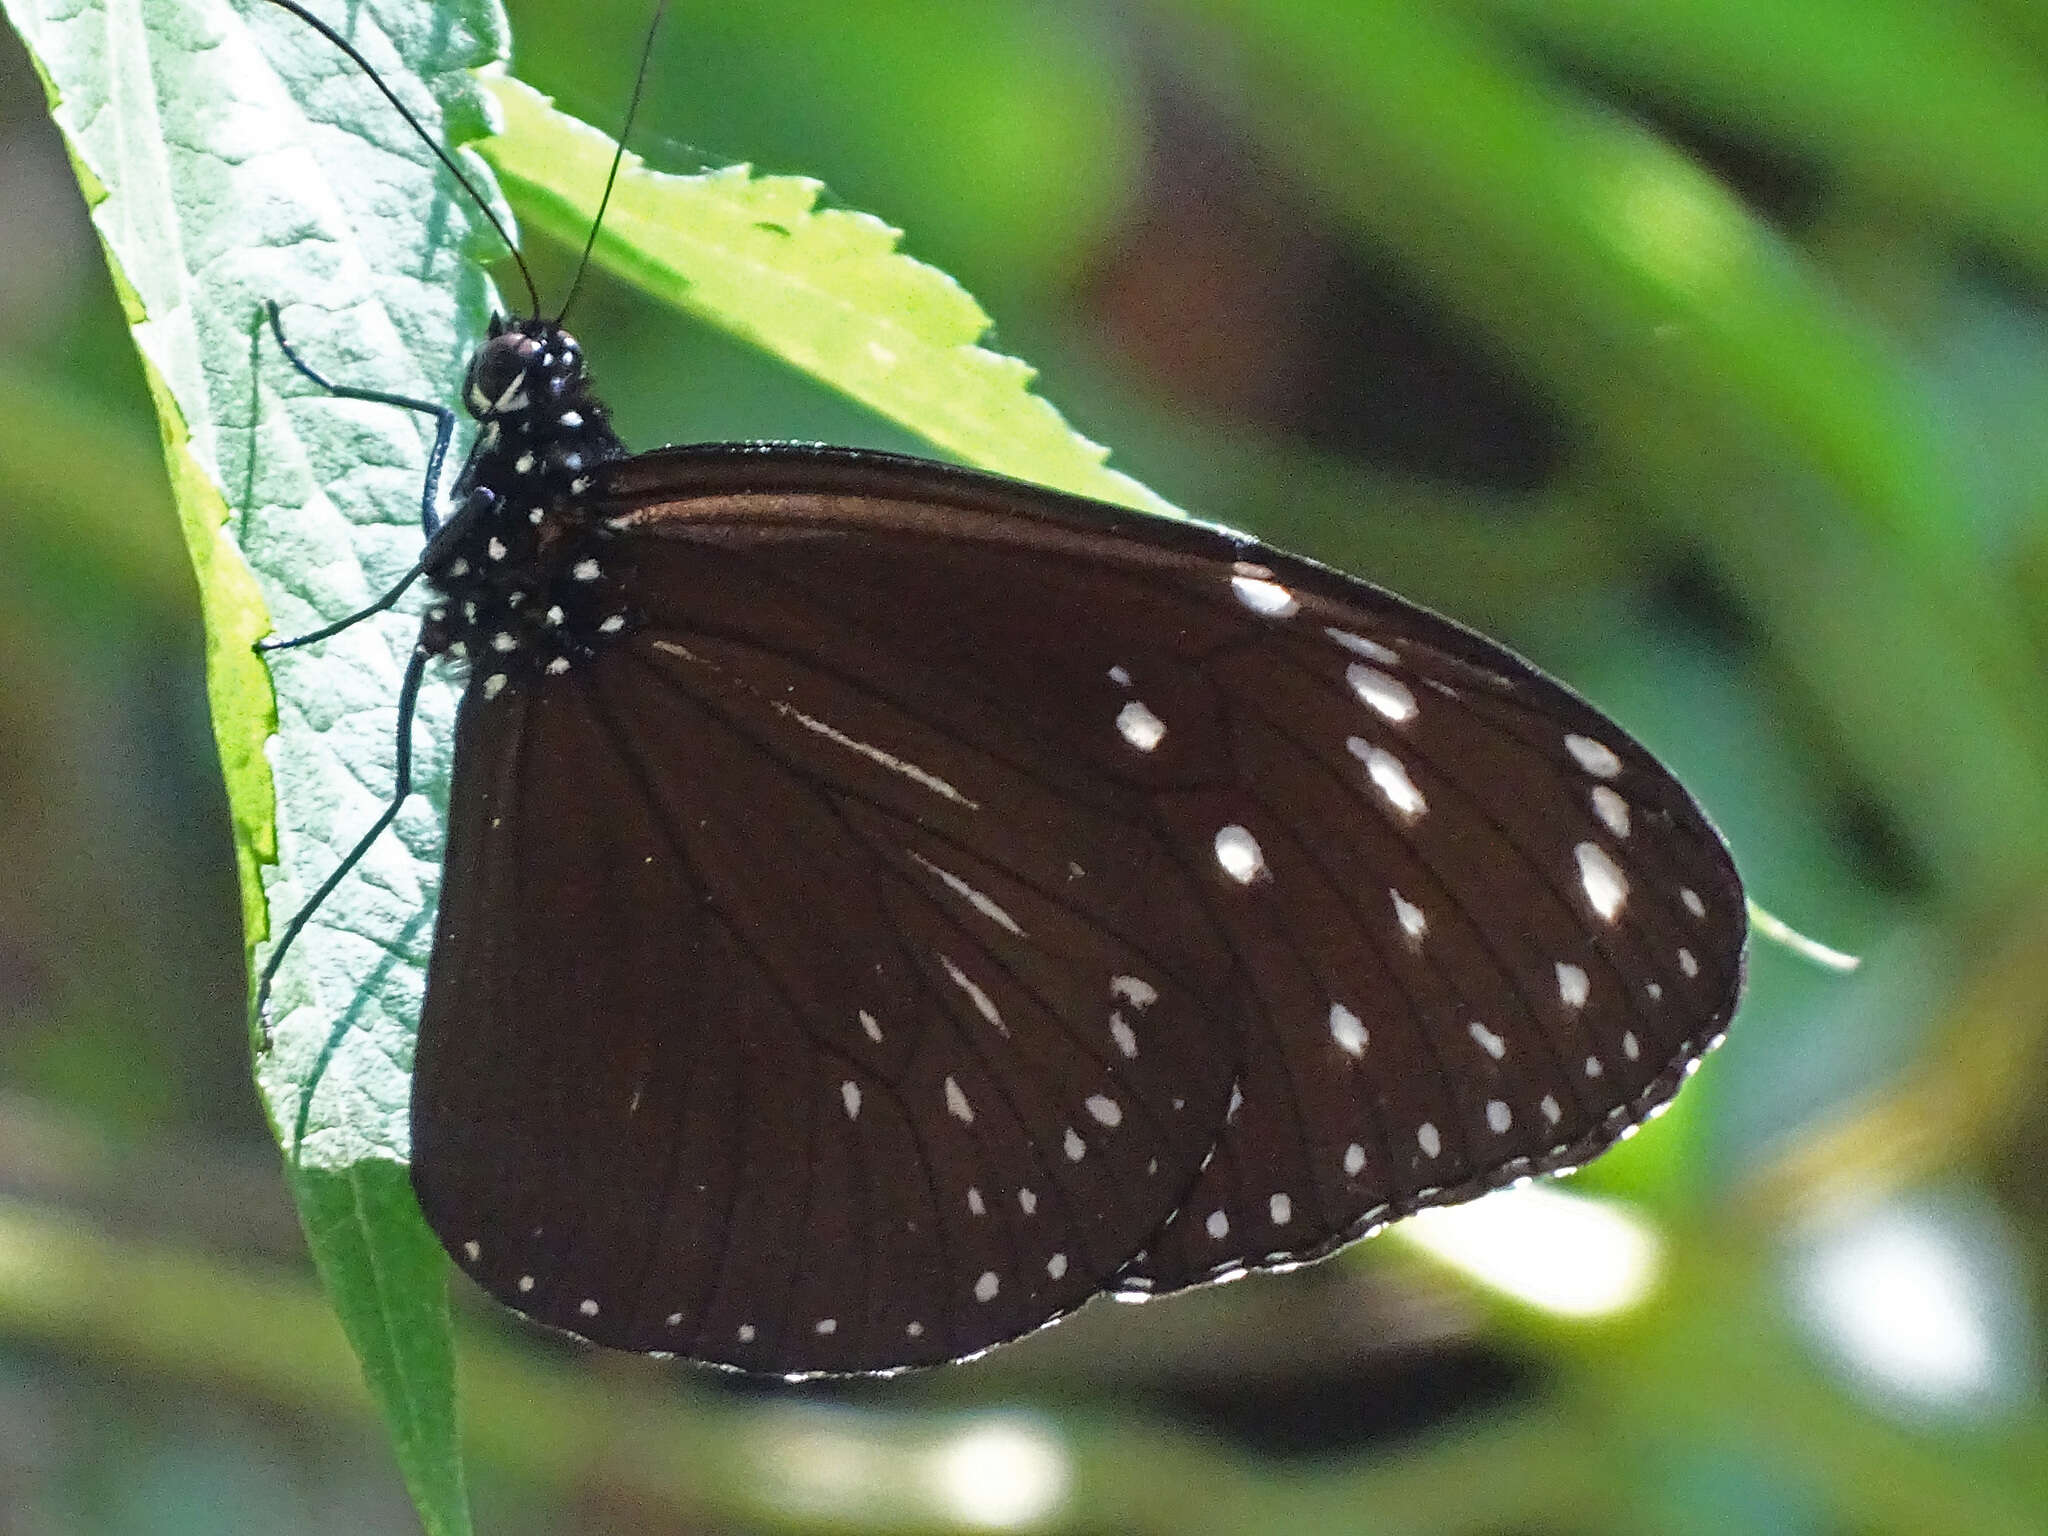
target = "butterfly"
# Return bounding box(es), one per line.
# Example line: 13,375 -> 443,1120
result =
254,0 -> 1746,1378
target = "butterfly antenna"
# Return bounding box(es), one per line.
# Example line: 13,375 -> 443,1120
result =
262,0 -> 540,315
556,0 -> 671,324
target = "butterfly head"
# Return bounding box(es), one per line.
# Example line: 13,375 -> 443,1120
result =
464,316 -> 588,424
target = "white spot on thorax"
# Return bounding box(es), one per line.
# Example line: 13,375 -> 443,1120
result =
841,1081 -> 861,1119
1214,825 -> 1268,883
1206,1209 -> 1230,1240
1592,786 -> 1631,838
1575,842 -> 1629,921
514,451 -> 535,474
1085,1094 -> 1122,1127
1329,1002 -> 1368,1057
911,851 -> 1024,935
559,410 -> 582,428
491,632 -> 517,652
1417,1123 -> 1442,1158
1349,663 -> 1417,723
598,613 -> 625,634
1556,962 -> 1590,1009
944,1076 -> 974,1124
939,953 -> 1007,1034
1116,699 -> 1167,752
487,537 -> 507,561
1469,1021 -> 1506,1060
1269,1193 -> 1292,1225
545,658 -> 570,676
572,558 -> 600,581
483,674 -> 508,700
1486,1100 -> 1512,1134
1565,733 -> 1623,778
1351,740 -> 1427,819
1325,626 -> 1400,665
974,1270 -> 1000,1302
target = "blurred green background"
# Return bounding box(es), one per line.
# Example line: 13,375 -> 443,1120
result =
4,0 -> 2048,1531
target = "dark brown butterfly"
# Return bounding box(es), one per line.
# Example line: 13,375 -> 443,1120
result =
257,0 -> 1745,1378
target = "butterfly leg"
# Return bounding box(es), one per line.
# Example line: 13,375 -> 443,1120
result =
261,300 -> 458,540
256,485 -> 496,654
255,639 -> 433,1020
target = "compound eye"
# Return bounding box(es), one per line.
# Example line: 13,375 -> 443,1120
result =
464,333 -> 544,417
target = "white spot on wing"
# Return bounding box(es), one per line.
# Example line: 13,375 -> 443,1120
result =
1469,1020 -> 1506,1059
1592,785 -> 1631,838
1047,1252 -> 1068,1279
579,1298 -> 599,1318
1418,1122 -> 1442,1158
1681,887 -> 1706,918
1556,962 -> 1590,1009
814,1318 -> 837,1335
737,1323 -> 756,1342
1350,740 -> 1427,818
1064,1128 -> 1086,1161
1678,947 -> 1699,978
1269,1193 -> 1292,1225
1206,1209 -> 1230,1240
1622,1031 -> 1641,1061
1565,733 -> 1623,778
1116,699 -> 1167,752
1214,825 -> 1268,883
1329,1002 -> 1368,1057
1231,571 -> 1299,617
1540,1094 -> 1562,1125
1486,1100 -> 1512,1134
1344,1143 -> 1366,1176
1325,626 -> 1400,665
911,851 -> 1024,935
1108,664 -> 1132,687
967,1186 -> 985,1216
860,1009 -> 883,1042
1111,975 -> 1158,1008
1018,1188 -> 1037,1215
1575,842 -> 1629,922
841,1081 -> 861,1119
945,1076 -> 974,1124
938,953 -> 1007,1034
1110,1016 -> 1139,1058
1391,889 -> 1427,943
975,1271 -> 999,1302
1085,1094 -> 1122,1127
1348,663 -> 1417,723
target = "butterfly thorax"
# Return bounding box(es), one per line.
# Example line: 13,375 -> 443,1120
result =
420,316 -> 633,691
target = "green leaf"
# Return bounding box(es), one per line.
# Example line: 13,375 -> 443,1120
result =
480,72 -> 1177,515
3,0 -> 507,1528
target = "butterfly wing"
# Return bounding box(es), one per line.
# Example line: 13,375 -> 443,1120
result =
413,444 -> 1744,1374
